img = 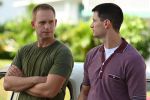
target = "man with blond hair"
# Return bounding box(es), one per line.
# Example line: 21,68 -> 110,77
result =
4,3 -> 73,100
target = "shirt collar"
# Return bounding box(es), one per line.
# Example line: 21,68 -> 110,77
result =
99,38 -> 128,53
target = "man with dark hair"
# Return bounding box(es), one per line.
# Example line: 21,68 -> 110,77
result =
78,3 -> 146,100
3,3 -> 74,100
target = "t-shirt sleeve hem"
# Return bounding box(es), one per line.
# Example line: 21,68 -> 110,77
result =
48,71 -> 71,78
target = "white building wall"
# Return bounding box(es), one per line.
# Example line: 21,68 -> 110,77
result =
0,0 -> 81,24
49,0 -> 80,24
0,0 -> 26,23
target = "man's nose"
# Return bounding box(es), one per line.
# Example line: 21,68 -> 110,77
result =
90,23 -> 94,28
44,23 -> 50,29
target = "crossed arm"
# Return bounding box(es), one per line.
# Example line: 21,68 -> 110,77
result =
3,65 -> 66,98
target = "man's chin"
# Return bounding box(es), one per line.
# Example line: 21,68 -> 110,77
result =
38,35 -> 53,39
93,34 -> 103,39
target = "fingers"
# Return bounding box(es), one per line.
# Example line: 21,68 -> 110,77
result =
7,65 -> 23,77
7,68 -> 16,76
9,67 -> 17,74
7,66 -> 17,76
11,65 -> 23,75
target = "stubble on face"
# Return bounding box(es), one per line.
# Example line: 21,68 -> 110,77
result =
32,10 -> 56,40
91,12 -> 106,39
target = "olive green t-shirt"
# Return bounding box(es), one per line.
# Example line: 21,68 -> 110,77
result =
12,40 -> 74,100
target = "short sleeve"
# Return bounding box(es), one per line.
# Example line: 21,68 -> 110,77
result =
82,53 -> 91,86
11,48 -> 23,70
126,56 -> 146,100
49,46 -> 74,78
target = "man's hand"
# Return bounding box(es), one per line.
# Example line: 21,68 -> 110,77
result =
78,85 -> 90,100
4,65 -> 47,92
7,65 -> 47,83
7,65 -> 23,77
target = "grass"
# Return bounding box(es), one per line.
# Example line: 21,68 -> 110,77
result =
65,88 -> 70,100
0,59 -> 11,69
0,59 -> 70,100
0,78 -> 12,100
0,59 -> 12,100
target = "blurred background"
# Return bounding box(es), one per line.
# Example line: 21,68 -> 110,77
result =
0,0 -> 150,99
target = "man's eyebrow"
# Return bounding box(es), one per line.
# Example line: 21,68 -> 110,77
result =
93,18 -> 96,21
49,19 -> 54,21
39,20 -> 46,23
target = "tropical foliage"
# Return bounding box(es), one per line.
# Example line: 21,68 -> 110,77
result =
0,14 -> 150,61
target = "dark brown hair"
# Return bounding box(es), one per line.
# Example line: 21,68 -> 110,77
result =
92,3 -> 123,32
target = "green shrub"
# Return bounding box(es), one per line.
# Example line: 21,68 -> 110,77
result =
0,17 -> 36,59
121,15 -> 150,59
56,16 -> 150,61
0,15 -> 150,61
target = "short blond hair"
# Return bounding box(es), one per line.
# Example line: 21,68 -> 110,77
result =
32,4 -> 55,20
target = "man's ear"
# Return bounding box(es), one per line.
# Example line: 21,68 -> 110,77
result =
103,19 -> 111,29
31,21 -> 35,29
55,19 -> 57,27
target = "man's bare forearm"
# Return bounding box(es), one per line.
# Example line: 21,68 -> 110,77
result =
26,74 -> 65,98
4,65 -> 47,92
26,83 -> 49,98
26,89 -> 42,98
26,82 -> 55,98
4,76 -> 46,92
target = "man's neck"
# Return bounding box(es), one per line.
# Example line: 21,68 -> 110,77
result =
37,38 -> 56,48
103,31 -> 122,49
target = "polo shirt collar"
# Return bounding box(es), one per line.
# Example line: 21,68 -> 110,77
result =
99,38 -> 128,53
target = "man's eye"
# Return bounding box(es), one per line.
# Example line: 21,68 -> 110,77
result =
39,22 -> 45,25
93,19 -> 96,22
49,20 -> 54,24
